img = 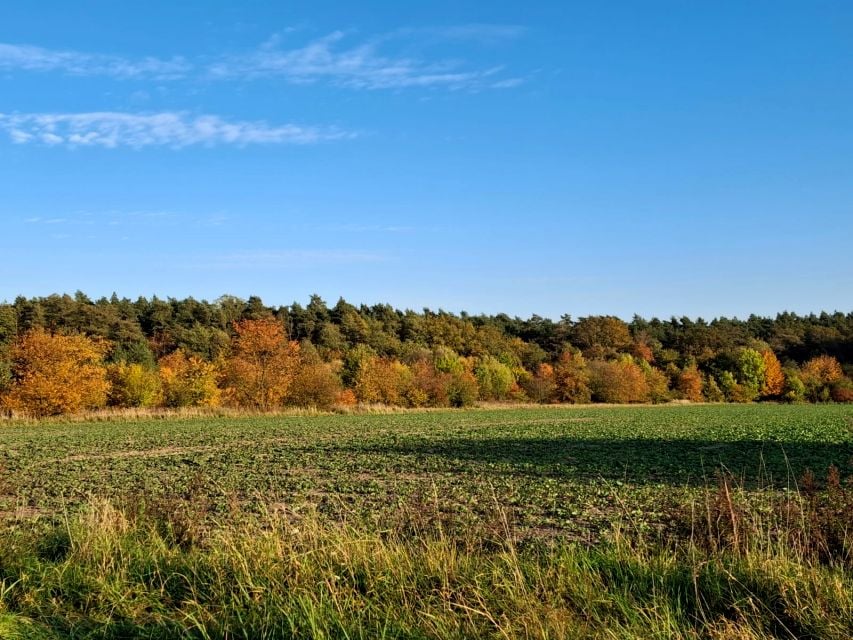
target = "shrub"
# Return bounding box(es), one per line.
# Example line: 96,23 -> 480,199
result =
447,371 -> 478,407
703,375 -> 725,403
640,361 -> 670,403
353,357 -> 412,405
760,349 -> 785,398
829,378 -> 853,403
107,362 -> 162,408
782,368 -> 806,403
407,359 -> 452,407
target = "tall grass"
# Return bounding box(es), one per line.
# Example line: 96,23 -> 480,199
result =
0,481 -> 850,640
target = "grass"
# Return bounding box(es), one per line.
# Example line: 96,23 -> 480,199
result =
0,404 -> 850,637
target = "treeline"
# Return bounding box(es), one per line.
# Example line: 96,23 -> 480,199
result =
1,292 -> 852,417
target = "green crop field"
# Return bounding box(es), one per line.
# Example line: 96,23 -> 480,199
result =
0,405 -> 851,639
1,404 -> 851,536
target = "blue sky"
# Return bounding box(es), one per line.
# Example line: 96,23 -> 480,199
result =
1,1 -> 851,320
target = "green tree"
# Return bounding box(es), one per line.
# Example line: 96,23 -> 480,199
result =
474,356 -> 515,401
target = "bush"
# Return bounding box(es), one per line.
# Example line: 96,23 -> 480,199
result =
107,363 -> 162,408
703,375 -> 725,403
447,371 -> 478,407
782,368 -> 806,403
830,378 -> 853,403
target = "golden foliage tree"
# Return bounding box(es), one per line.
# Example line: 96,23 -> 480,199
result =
760,350 -> 785,398
353,356 -> 410,405
158,349 -> 221,408
572,316 -> 632,359
225,319 -> 300,409
2,328 -> 109,417
288,358 -> 343,409
639,361 -> 670,403
800,355 -> 844,402
588,357 -> 649,404
553,349 -> 591,403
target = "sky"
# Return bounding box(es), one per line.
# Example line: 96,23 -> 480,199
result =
1,1 -> 851,320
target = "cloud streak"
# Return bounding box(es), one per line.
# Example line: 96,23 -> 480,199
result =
0,111 -> 353,148
209,31 -> 517,90
0,42 -> 191,79
0,25 -> 524,90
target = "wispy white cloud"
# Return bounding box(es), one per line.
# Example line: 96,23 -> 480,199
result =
208,31 -> 518,90
0,111 -> 354,148
0,26 -> 526,90
0,42 -> 191,79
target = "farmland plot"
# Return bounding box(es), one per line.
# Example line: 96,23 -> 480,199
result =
1,404 -> 850,539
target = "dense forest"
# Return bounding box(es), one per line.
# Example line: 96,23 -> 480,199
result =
1,292 -> 852,416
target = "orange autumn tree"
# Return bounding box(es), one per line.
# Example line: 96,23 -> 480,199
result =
676,363 -> 704,402
760,349 -> 785,398
2,328 -> 109,417
225,318 -> 300,409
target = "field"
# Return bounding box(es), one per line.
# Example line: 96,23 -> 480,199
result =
0,404 -> 851,638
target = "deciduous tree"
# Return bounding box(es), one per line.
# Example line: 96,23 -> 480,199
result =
553,349 -> 591,404
801,355 -> 844,402
225,318 -> 300,409
677,364 -> 704,402
159,350 -> 221,408
2,329 -> 109,416
760,349 -> 785,398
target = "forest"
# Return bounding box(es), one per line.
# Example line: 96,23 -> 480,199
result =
1,292 -> 852,416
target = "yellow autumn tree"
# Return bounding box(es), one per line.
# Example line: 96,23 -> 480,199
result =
158,349 -> 221,408
760,349 -> 785,398
2,328 -> 109,417
800,355 -> 844,402
224,318 -> 300,409
353,356 -> 411,405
